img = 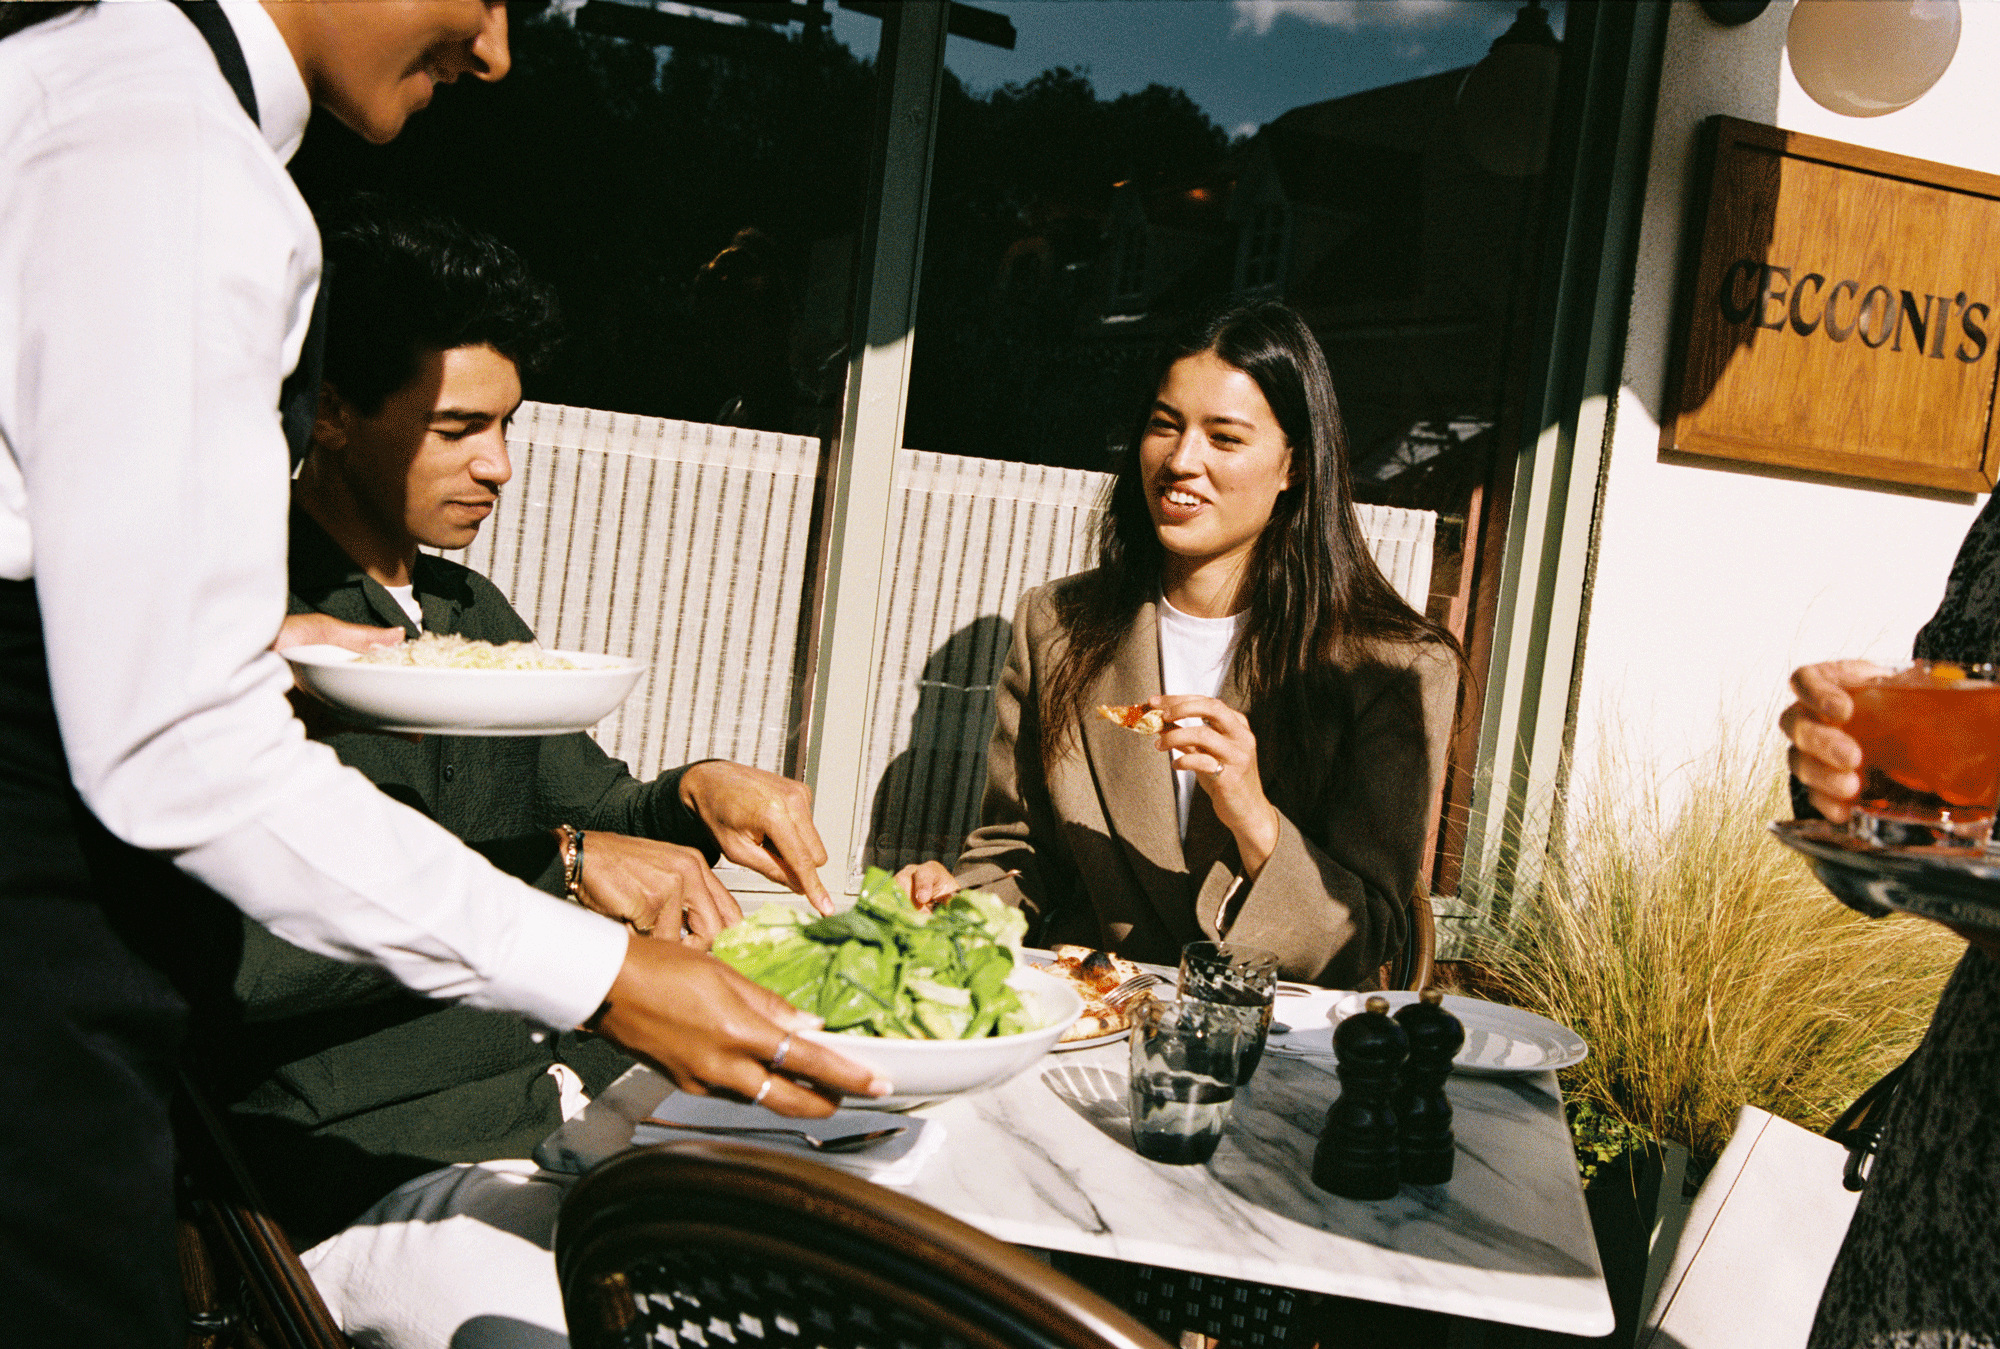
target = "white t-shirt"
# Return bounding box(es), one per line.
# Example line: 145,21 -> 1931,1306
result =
383,583 -> 424,631
0,4 -> 624,1029
1157,597 -> 1244,836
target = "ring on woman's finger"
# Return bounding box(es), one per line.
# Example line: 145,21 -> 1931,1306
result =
770,1031 -> 794,1071
752,1074 -> 773,1107
631,917 -> 655,936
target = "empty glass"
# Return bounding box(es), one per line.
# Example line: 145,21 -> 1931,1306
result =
1178,941 -> 1279,1083
1128,997 -> 1249,1165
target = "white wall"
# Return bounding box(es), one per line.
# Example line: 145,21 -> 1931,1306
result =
1570,0 -> 2000,797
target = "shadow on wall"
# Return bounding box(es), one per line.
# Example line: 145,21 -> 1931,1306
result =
864,614 -> 1015,875
1625,0 -> 1787,431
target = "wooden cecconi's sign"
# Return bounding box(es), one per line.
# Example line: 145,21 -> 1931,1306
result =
1662,116 -> 2000,493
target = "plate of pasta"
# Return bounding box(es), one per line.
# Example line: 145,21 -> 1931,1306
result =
284,636 -> 644,736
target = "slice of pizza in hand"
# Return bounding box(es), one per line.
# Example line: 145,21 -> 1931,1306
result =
1097,702 -> 1166,735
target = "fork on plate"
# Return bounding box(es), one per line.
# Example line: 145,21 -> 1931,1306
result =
1102,972 -> 1160,1008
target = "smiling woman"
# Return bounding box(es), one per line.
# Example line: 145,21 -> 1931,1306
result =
896,300 -> 1464,988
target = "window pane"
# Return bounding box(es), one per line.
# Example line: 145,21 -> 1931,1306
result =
880,0 -> 1570,888
289,2 -> 884,781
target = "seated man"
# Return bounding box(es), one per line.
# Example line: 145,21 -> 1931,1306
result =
198,208 -> 831,1347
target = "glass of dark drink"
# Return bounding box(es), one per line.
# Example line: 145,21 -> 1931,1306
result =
1840,662 -> 2000,849
1127,997 -> 1248,1165
1178,941 -> 1279,1083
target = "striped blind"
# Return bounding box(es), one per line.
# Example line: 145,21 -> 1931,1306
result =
454,401 -> 820,781
856,452 -> 1114,879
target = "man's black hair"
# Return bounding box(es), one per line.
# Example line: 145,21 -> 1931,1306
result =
322,201 -> 560,416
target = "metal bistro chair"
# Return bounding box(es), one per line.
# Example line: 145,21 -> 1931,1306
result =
173,1072 -> 349,1349
554,1140 -> 1175,1349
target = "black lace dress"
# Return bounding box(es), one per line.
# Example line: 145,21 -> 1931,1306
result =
1807,489 -> 2000,1349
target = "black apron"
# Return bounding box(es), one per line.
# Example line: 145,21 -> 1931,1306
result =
0,7 -> 323,1345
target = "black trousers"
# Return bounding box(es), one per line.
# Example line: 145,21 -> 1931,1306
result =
0,578 -> 187,1348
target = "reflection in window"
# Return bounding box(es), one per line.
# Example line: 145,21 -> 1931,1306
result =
1240,204 -> 1287,291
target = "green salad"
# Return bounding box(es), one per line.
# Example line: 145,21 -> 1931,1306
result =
712,868 -> 1035,1039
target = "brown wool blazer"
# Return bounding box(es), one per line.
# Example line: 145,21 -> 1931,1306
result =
953,577 -> 1457,988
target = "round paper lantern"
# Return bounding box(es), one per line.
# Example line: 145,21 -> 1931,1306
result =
1787,0 -> 1961,118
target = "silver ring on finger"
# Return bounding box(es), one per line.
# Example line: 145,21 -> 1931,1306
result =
752,1074 -> 773,1107
770,1032 -> 794,1071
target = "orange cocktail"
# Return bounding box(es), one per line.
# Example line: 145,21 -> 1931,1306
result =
1842,661 -> 2000,848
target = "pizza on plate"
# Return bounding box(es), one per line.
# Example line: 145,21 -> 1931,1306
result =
1043,943 -> 1153,1043
1096,702 -> 1166,735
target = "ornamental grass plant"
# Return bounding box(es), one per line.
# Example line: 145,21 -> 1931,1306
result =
1469,736 -> 1965,1165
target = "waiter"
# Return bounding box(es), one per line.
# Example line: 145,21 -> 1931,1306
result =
0,5 -> 877,1345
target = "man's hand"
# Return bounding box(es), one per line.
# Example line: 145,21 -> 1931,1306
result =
1777,660 -> 1887,822
680,761 -> 834,914
892,859 -> 960,911
595,933 -> 889,1114
574,831 -> 742,947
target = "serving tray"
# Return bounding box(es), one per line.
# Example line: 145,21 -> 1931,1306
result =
1770,818 -> 2000,935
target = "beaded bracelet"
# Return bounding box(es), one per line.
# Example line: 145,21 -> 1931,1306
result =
559,823 -> 586,905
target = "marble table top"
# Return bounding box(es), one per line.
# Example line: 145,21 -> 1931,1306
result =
546,989 -> 1612,1338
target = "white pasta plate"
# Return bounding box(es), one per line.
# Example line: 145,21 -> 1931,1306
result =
283,644 -> 645,736
1266,991 -> 1588,1077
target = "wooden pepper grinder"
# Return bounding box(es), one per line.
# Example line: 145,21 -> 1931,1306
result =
1312,994 -> 1407,1200
1394,987 -> 1465,1186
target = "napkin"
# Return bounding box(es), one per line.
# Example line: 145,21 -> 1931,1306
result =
1263,989 -> 1344,1062
535,1064 -> 945,1187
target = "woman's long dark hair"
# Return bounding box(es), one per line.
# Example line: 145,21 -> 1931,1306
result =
1040,299 -> 1464,764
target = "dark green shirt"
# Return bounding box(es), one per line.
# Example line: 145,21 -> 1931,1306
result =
214,508 -> 718,1246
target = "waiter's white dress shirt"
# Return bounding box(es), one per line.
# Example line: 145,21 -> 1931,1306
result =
0,3 -> 625,1028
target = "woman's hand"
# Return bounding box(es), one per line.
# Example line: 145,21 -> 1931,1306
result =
1776,660 -> 1886,822
1150,694 -> 1282,878
892,859 -> 960,910
595,932 -> 890,1113
570,830 -> 743,948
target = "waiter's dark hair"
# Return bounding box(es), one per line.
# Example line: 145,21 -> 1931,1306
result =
1039,299 -> 1464,765
0,1 -> 93,40
322,202 -> 560,416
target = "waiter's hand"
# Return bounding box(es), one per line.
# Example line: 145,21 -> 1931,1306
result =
1779,661 -> 2000,958
680,761 -> 835,914
274,613 -> 413,741
572,830 -> 741,947
274,611 -> 405,654
594,933 -> 889,1113
1777,660 -> 1887,822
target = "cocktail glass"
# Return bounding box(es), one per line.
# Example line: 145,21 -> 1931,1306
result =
1178,941 -> 1279,1083
1127,997 -> 1247,1165
1841,661 -> 2000,849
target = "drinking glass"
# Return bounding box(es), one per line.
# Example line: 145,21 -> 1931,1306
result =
1127,997 -> 1247,1165
1178,940 -> 1279,1082
1840,661 -> 2000,849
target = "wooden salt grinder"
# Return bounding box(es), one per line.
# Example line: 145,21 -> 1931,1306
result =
1311,994 -> 1407,1200
1394,987 -> 1465,1186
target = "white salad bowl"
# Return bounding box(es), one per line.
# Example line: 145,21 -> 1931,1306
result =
801,964 -> 1084,1110
283,644 -> 645,736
